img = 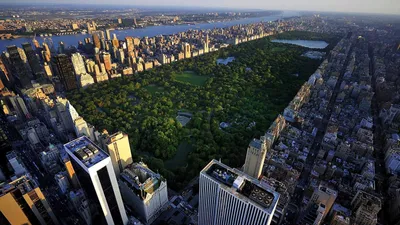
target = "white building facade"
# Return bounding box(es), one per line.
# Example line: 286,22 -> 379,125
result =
199,160 -> 279,225
64,136 -> 128,225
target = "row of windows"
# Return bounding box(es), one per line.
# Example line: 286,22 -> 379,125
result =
199,173 -> 271,225
97,166 -> 124,225
199,174 -> 218,225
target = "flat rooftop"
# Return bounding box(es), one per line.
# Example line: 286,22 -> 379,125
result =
64,136 -> 108,168
0,176 -> 35,197
249,139 -> 262,149
120,162 -> 162,195
203,160 -> 279,211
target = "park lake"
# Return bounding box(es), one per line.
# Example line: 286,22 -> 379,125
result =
271,39 -> 329,49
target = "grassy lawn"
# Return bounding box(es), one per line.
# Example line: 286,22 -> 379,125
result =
165,141 -> 193,170
174,71 -> 209,86
271,46 -> 286,52
144,84 -> 165,94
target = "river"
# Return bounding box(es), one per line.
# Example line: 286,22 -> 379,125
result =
0,11 -> 299,52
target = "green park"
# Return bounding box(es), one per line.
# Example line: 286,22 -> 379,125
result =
67,31 -> 340,190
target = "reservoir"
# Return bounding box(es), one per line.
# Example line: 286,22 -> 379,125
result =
271,39 -> 329,49
0,11 -> 299,52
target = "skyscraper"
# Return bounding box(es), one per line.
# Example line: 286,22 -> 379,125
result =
119,162 -> 168,224
105,29 -> 111,40
93,32 -> 101,50
71,53 -> 87,75
112,34 -> 120,49
125,37 -> 134,53
54,54 -> 77,91
6,45 -> 32,88
104,132 -> 133,176
243,136 -> 267,179
9,95 -> 30,120
199,159 -> 279,225
64,136 -> 128,225
64,158 -> 80,189
351,191 -> 381,225
117,48 -> 125,64
0,175 -> 59,225
100,52 -> 112,72
74,117 -> 91,139
184,43 -> 191,58
22,42 -> 44,79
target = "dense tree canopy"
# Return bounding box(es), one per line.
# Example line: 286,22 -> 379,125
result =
67,32 -> 339,190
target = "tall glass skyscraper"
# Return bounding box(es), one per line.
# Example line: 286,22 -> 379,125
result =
64,136 -> 128,225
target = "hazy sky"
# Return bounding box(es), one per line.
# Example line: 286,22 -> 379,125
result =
4,0 -> 400,15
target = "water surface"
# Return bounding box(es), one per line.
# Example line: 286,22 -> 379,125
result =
271,39 -> 329,49
0,11 -> 299,51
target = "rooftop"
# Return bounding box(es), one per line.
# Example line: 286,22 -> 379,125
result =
203,160 -> 279,211
120,162 -> 162,194
249,139 -> 262,149
64,136 -> 108,168
0,175 -> 35,197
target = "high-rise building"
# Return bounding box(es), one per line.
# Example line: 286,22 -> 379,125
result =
308,184 -> 337,220
43,62 -> 53,78
54,54 -> 77,91
64,158 -> 80,189
71,53 -> 87,76
22,42 -> 44,78
78,73 -> 95,89
243,136 -> 268,179
9,95 -> 30,120
94,64 -> 109,83
100,52 -> 112,72
64,136 -> 128,225
93,33 -> 101,50
55,171 -> 70,194
6,45 -> 32,88
261,177 -> 290,225
125,37 -> 134,53
42,42 -> 51,60
74,117 -> 91,139
117,48 -> 125,64
0,56 -> 13,87
301,202 -> 326,225
0,175 -> 59,225
6,151 -> 27,177
119,162 -> 168,224
59,41 -> 65,54
105,29 -> 111,40
104,132 -> 133,176
112,34 -> 120,49
203,34 -> 210,53
351,190 -> 381,225
184,43 -> 191,58
69,189 -> 92,225
199,159 -> 279,225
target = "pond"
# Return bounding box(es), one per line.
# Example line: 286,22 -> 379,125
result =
271,39 -> 329,49
216,57 -> 236,65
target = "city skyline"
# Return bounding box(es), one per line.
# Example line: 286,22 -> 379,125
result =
2,0 -> 400,15
0,3 -> 399,225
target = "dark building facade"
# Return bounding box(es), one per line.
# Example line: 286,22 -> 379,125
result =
22,43 -> 44,79
6,45 -> 32,88
54,54 -> 77,91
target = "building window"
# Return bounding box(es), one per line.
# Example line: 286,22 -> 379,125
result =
98,166 -> 123,225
